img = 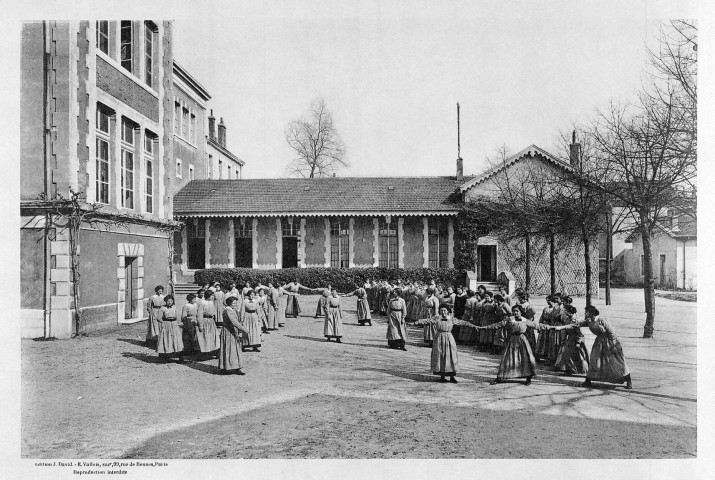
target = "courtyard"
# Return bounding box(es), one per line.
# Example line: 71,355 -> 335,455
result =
21,288 -> 696,459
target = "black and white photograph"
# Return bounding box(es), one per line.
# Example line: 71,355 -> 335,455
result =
2,1 -> 713,479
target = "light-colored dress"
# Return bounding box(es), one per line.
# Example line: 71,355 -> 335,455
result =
414,316 -> 474,375
577,316 -> 629,383
324,296 -> 343,338
219,307 -> 248,371
535,305 -> 554,358
195,299 -> 220,352
316,289 -> 330,317
482,317 -> 548,379
257,295 -> 269,329
213,290 -> 227,327
386,297 -> 407,346
146,294 -> 165,341
156,305 -> 183,354
479,301 -> 497,345
265,289 -> 279,330
239,299 -> 262,347
354,288 -> 372,324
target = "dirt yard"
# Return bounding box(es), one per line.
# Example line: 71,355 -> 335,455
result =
21,289 -> 696,459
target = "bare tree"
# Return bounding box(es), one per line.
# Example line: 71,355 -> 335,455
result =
285,98 -> 348,178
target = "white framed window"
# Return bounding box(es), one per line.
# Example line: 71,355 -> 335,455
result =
95,105 -> 112,204
218,159 -> 223,179
181,108 -> 189,138
144,22 -> 156,87
176,159 -> 182,179
208,154 -> 212,178
120,21 -> 133,72
96,21 -> 109,55
144,132 -> 155,214
120,118 -> 136,209
235,168 -> 239,179
228,165 -> 231,179
189,164 -> 194,180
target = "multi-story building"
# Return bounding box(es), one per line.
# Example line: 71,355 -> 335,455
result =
20,20 -> 180,339
206,111 -> 245,180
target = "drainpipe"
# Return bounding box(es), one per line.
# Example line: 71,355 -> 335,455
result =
43,21 -> 52,338
682,240 -> 686,290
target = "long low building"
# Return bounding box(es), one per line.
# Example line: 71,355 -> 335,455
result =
172,145 -> 599,298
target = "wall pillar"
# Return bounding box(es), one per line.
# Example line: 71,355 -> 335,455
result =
228,218 -> 235,267
251,218 -> 258,269
397,217 -> 405,268
299,218 -> 307,268
204,218 -> 211,268
372,218 -> 379,267
276,218 -> 282,269
423,217 -> 429,268
324,218 -> 331,267
348,217 -> 355,268
447,217 -> 455,268
49,227 -> 73,339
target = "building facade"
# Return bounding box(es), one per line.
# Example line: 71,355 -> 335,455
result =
206,111 -> 245,180
173,145 -> 599,297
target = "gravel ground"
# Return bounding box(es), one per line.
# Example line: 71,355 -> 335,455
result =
21,289 -> 696,459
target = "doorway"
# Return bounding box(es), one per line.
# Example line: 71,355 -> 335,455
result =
477,245 -> 497,282
282,237 -> 298,268
235,237 -> 253,267
124,256 -> 138,319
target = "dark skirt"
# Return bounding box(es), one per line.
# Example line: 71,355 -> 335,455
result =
554,332 -> 589,375
356,297 -> 371,323
496,334 -> 536,379
587,335 -> 630,383
285,295 -> 301,318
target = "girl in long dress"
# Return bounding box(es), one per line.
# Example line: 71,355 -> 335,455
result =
315,287 -> 331,318
386,289 -> 408,350
264,285 -> 279,331
458,290 -> 479,345
553,305 -> 590,376
280,280 -> 313,318
492,294 -> 512,354
344,286 -> 372,326
479,292 -> 498,351
146,285 -> 165,345
453,287 -> 467,320
219,296 -> 249,375
268,283 -> 285,327
422,289 -> 440,347
180,293 -> 199,353
535,295 -> 555,362
516,292 -> 537,353
257,288 -> 270,334
554,305 -> 632,389
196,290 -> 221,355
156,295 -> 184,362
546,295 -> 566,364
238,290 -> 263,352
476,304 -> 549,386
411,305 -> 476,383
324,289 -> 344,343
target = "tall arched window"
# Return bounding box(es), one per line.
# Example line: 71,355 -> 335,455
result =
330,218 -> 349,268
378,218 -> 398,268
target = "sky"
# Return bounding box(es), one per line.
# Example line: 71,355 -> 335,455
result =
170,0 -> 697,179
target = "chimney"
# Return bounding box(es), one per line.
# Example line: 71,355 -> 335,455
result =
569,130 -> 581,169
208,110 -> 216,141
218,117 -> 226,147
456,157 -> 464,182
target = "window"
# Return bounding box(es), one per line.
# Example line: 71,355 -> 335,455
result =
174,103 -> 180,135
95,106 -> 111,204
96,21 -> 109,55
189,164 -> 194,180
234,219 -> 253,267
218,159 -> 223,179
182,108 -> 189,138
144,132 -> 155,213
428,218 -> 449,268
228,165 -> 232,179
282,219 -> 299,237
208,154 -> 213,178
187,219 -> 206,270
144,22 -> 155,87
120,21 -> 133,72
190,113 -> 196,144
235,168 -> 240,179
379,218 -> 398,268
330,219 -> 349,268
176,159 -> 182,179
120,118 -> 136,209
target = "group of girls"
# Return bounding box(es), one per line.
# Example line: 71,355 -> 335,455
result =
147,281 -> 295,375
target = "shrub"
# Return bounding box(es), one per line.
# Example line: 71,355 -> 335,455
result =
194,267 -> 468,293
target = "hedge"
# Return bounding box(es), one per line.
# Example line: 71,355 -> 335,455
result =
194,267 -> 468,293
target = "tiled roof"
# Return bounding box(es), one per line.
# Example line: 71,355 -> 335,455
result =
173,176 -> 470,217
458,144 -> 572,193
